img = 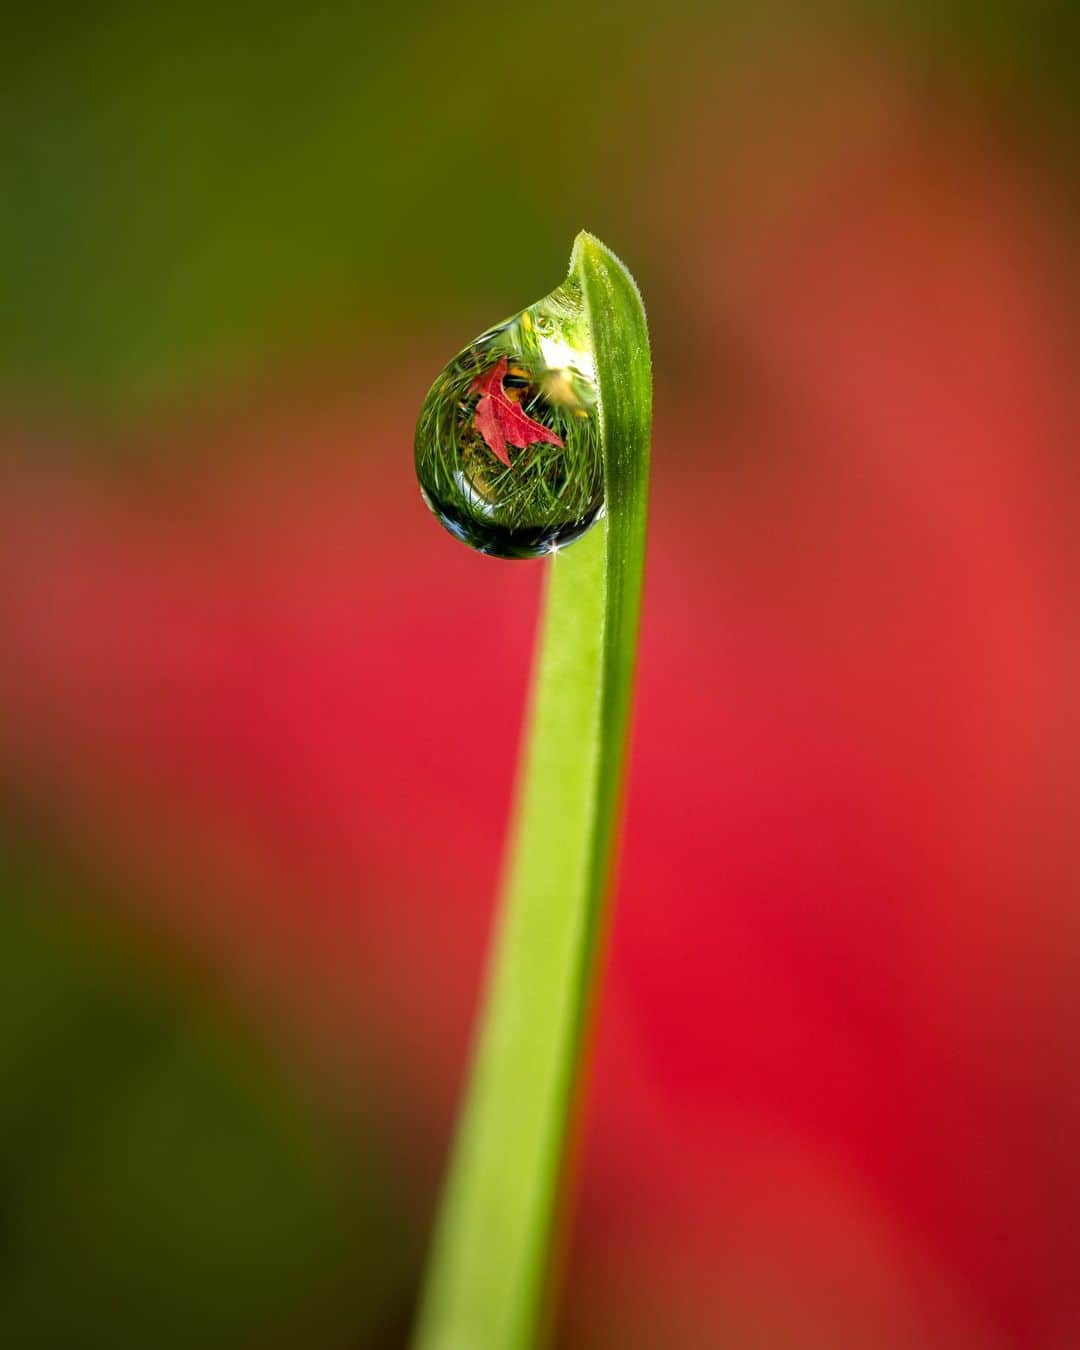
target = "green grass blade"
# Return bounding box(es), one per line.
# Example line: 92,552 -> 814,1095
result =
413,232 -> 651,1350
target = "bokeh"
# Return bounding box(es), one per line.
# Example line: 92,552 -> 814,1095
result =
2,3 -> 1077,1346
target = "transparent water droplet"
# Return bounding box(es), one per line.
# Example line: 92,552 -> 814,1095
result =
415,278 -> 602,559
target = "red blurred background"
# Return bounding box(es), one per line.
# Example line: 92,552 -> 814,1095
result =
1,5 -> 1077,1346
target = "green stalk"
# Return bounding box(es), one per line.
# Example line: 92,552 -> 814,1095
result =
413,233 -> 651,1350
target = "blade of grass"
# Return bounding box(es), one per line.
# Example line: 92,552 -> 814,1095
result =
413,233 -> 651,1350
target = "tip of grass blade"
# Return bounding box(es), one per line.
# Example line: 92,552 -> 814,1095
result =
570,231 -> 649,335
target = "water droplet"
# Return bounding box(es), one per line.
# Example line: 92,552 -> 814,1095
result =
415,278 -> 602,559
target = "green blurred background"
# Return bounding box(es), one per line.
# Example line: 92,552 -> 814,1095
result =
4,2 -> 1072,416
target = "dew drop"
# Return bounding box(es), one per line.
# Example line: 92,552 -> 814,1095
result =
415,277 -> 602,559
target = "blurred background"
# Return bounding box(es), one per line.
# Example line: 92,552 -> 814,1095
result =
1,3 -> 1078,1346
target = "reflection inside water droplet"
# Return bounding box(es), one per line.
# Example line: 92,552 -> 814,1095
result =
414,278 -> 602,559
